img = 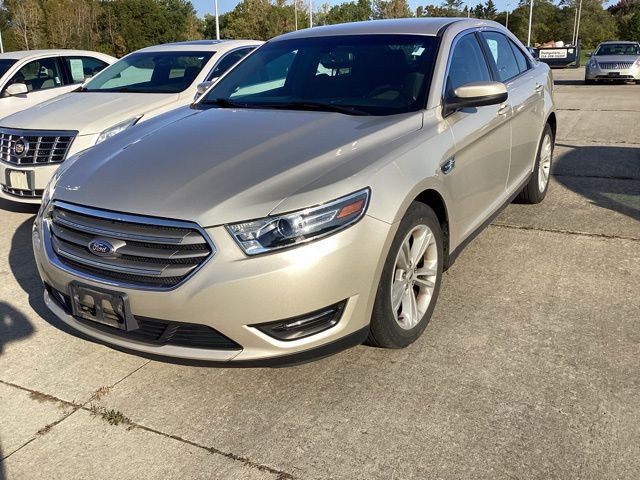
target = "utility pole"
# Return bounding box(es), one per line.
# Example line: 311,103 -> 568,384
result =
506,2 -> 510,29
574,0 -> 583,46
527,0 -> 534,46
309,0 -> 313,27
0,31 -> 3,54
294,0 -> 298,30
214,0 -> 220,40
571,0 -> 579,45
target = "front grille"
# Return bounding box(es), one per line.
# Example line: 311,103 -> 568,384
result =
46,284 -> 240,350
0,127 -> 77,165
598,61 -> 634,70
1,184 -> 43,198
48,202 -> 215,289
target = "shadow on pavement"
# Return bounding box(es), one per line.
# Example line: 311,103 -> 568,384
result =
553,143 -> 640,223
8,216 -> 78,339
0,447 -> 5,480
0,302 -> 34,356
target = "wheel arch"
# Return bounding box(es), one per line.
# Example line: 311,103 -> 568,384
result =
413,188 -> 451,270
546,111 -> 557,138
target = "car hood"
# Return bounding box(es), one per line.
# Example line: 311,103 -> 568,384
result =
0,92 -> 181,134
593,55 -> 639,63
55,106 -> 423,226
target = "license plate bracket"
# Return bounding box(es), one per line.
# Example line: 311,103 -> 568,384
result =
69,282 -> 138,331
5,169 -> 32,190
608,72 -> 621,76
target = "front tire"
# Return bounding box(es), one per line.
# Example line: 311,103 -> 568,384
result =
367,203 -> 443,348
516,123 -> 554,204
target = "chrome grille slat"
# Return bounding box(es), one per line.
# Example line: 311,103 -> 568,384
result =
48,202 -> 215,289
0,127 -> 77,165
599,61 -> 634,70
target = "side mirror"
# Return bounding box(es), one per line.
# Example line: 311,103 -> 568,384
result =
5,83 -> 28,97
586,52 -> 592,57
194,80 -> 217,101
443,81 -> 508,116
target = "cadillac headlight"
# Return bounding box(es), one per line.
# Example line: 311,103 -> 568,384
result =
95,117 -> 141,145
227,189 -> 370,255
587,58 -> 598,69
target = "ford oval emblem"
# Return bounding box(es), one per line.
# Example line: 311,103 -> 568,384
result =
88,239 -> 116,257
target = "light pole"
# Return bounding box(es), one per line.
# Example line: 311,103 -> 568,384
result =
527,0 -> 534,46
309,0 -> 313,27
505,2 -> 510,29
294,0 -> 298,30
214,0 -> 220,40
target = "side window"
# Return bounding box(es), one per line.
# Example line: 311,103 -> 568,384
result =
481,32 -> 520,82
508,40 -> 529,74
446,33 -> 491,95
208,47 -> 255,80
8,58 -> 63,93
64,56 -> 109,84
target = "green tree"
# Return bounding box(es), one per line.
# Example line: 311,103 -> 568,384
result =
373,0 -> 413,19
324,0 -> 371,24
484,0 -> 497,19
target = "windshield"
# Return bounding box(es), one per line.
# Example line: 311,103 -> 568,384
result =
0,59 -> 17,79
84,51 -> 213,93
595,43 -> 640,56
200,35 -> 440,116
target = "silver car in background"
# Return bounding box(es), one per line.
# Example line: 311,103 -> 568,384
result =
585,41 -> 640,84
33,19 -> 556,365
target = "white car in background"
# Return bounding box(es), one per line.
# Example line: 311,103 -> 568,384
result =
0,40 -> 261,203
0,49 -> 116,119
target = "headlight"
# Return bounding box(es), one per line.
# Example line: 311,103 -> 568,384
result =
227,189 -> 370,255
95,117 -> 141,145
38,170 -> 60,218
587,58 -> 598,68
634,58 -> 640,68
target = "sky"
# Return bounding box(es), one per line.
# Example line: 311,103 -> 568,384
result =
191,0 -> 516,17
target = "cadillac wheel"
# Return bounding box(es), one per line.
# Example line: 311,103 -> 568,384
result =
368,203 -> 444,348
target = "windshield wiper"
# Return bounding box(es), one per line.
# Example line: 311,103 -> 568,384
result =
258,101 -> 370,116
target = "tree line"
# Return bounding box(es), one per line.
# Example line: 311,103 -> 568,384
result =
1,0 -> 638,56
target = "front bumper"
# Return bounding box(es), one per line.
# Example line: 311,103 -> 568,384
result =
34,212 -> 393,363
585,64 -> 640,81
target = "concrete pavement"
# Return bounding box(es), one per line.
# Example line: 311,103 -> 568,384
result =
0,67 -> 639,480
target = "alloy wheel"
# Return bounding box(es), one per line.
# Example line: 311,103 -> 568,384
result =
538,132 -> 552,192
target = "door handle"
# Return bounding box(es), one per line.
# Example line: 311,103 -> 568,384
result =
497,104 -> 510,116
535,83 -> 544,94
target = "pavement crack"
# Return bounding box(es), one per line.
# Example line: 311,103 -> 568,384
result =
80,408 -> 297,479
557,108 -> 640,113
556,138 -> 640,146
490,223 -> 640,241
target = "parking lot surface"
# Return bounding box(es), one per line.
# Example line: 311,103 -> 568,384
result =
1,67 -> 638,480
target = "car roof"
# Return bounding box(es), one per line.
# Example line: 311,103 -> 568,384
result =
134,39 -> 262,54
272,18 -> 498,41
598,41 -> 639,45
0,49 -> 114,61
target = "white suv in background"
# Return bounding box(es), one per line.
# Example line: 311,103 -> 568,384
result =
0,50 -> 116,119
0,40 -> 261,203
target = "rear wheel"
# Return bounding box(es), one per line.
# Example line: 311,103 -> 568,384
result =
516,123 -> 554,204
367,203 -> 443,348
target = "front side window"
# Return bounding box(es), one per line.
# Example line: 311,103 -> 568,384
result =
84,51 -> 213,93
207,47 -> 255,80
446,33 -> 491,95
64,56 -> 109,84
481,31 -> 521,82
201,35 -> 440,116
0,59 -> 17,81
8,58 -> 63,92
595,43 -> 640,56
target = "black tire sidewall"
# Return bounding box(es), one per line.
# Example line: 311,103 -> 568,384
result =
369,203 -> 444,348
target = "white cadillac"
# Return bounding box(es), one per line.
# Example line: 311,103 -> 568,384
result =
0,49 -> 116,119
0,40 -> 261,203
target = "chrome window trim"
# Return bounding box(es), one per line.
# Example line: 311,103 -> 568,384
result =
43,200 -> 217,292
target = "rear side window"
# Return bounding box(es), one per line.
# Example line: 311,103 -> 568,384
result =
508,40 -> 530,74
481,32 -> 520,82
64,56 -> 109,84
446,33 -> 491,95
8,58 -> 63,92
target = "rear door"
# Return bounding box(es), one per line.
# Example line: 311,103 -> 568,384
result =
444,32 -> 512,241
0,57 -> 75,118
480,31 -> 545,194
